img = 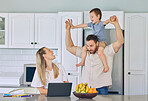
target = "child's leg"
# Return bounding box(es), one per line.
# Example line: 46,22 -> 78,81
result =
76,45 -> 87,67
98,47 -> 109,72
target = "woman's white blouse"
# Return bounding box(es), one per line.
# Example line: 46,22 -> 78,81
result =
31,63 -> 68,89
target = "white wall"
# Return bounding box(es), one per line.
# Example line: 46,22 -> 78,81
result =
0,0 -> 148,13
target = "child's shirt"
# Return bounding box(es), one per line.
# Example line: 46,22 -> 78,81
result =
87,21 -> 106,42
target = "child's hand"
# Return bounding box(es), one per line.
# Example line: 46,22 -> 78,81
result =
69,19 -> 75,29
65,19 -> 71,30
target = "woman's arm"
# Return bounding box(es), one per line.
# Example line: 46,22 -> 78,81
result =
37,87 -> 48,95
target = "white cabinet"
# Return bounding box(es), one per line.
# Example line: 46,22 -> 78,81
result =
84,11 -> 124,29
35,13 -> 58,49
124,13 -> 148,95
9,13 -> 58,48
9,13 -> 34,48
0,13 -> 8,48
58,12 -> 83,90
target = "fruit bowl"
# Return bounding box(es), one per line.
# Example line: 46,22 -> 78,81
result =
73,91 -> 98,99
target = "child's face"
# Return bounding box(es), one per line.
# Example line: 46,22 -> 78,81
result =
89,11 -> 100,24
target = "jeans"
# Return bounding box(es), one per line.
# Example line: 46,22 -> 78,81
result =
96,86 -> 108,95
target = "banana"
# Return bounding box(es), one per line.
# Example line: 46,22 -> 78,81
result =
75,84 -> 79,91
81,85 -> 85,91
85,85 -> 89,93
79,83 -> 83,88
78,88 -> 81,93
75,83 -> 89,93
84,83 -> 88,86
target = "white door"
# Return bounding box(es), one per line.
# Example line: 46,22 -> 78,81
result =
9,13 -> 34,48
58,12 -> 83,89
124,13 -> 148,95
0,13 -> 8,48
35,13 -> 58,49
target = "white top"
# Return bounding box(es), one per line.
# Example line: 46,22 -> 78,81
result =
76,44 -> 115,88
31,63 -> 68,89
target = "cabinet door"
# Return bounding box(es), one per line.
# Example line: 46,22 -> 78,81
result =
68,75 -> 79,92
9,13 -> 34,48
58,12 -> 83,85
0,13 -> 8,48
35,13 -> 58,49
124,13 -> 148,95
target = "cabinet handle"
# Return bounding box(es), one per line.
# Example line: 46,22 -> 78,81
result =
68,73 -> 71,75
34,42 -> 37,44
128,72 -> 131,75
31,42 -> 33,44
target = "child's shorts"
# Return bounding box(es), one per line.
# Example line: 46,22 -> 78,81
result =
99,41 -> 107,48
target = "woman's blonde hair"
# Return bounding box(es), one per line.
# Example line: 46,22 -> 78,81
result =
36,47 -> 59,86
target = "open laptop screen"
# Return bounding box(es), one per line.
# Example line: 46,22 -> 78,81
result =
47,83 -> 72,97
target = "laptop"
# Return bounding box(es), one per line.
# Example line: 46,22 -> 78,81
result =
47,83 -> 72,97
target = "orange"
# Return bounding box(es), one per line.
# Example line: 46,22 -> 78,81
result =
93,90 -> 98,93
88,88 -> 93,93
92,88 -> 98,93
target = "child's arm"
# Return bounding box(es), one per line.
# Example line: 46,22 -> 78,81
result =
103,15 -> 116,25
70,19 -> 88,29
71,24 -> 88,29
103,19 -> 110,25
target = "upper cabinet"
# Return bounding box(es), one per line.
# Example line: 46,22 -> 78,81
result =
0,13 -> 8,48
35,13 -> 58,49
9,13 -> 58,48
1,11 -> 124,48
84,11 -> 124,29
9,13 -> 34,48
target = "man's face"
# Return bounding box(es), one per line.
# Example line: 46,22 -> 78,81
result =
86,40 -> 99,54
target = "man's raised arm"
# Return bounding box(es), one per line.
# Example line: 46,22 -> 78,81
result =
111,16 -> 124,53
65,19 -> 77,56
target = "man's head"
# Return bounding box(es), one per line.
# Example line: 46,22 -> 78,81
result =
86,35 -> 99,54
89,8 -> 102,24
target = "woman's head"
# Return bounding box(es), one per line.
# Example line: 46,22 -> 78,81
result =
36,47 -> 59,86
37,47 -> 56,62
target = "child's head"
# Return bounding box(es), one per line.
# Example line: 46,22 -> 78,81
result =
89,8 -> 102,24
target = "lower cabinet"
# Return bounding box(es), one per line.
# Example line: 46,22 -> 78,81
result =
67,75 -> 80,92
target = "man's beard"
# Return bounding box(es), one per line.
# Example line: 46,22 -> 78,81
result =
89,47 -> 98,54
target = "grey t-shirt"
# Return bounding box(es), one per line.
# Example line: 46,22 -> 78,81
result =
87,21 -> 106,42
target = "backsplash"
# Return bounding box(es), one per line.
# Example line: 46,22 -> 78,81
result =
0,48 -> 58,73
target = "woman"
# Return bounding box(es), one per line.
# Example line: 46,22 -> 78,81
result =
31,47 -> 69,94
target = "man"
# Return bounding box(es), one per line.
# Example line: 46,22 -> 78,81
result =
65,16 -> 124,95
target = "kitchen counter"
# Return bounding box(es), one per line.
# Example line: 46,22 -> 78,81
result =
0,94 -> 148,101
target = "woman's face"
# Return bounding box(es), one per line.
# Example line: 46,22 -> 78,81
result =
43,48 -> 56,60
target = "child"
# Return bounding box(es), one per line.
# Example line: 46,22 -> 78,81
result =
70,8 -> 112,72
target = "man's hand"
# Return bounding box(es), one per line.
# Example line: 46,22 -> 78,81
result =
69,19 -> 75,29
65,19 -> 71,30
109,15 -> 118,25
